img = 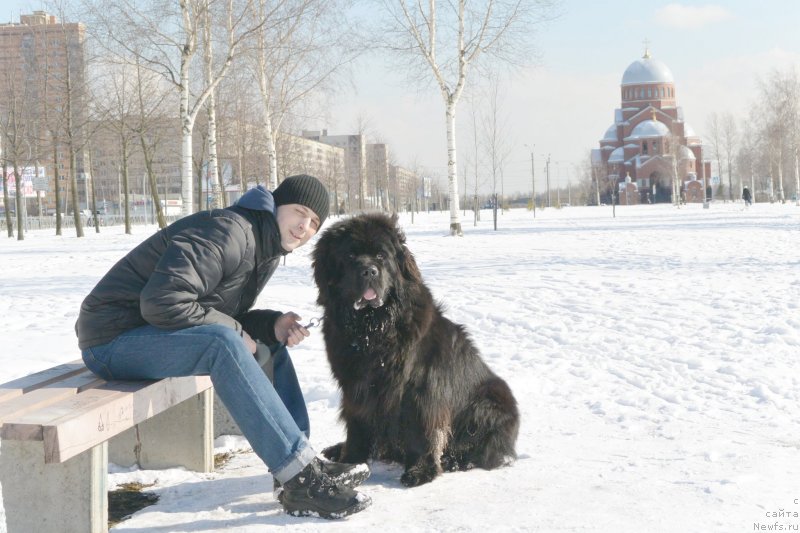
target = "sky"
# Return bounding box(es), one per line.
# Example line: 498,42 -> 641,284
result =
4,1 -> 800,194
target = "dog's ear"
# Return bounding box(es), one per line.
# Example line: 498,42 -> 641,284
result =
398,244 -> 422,282
389,215 -> 420,281
311,227 -> 338,307
390,213 -> 406,245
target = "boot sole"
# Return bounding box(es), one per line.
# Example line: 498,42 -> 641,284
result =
282,493 -> 372,520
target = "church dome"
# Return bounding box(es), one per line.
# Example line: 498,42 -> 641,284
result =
679,145 -> 696,161
603,124 -> 618,141
684,122 -> 698,138
630,119 -> 670,139
608,146 -> 625,163
621,54 -> 674,86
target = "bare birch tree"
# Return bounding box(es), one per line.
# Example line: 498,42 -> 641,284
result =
705,112 -> 724,200
92,59 -> 137,234
85,0 -> 266,215
707,111 -> 739,201
203,3 -> 223,209
0,67 -> 32,240
755,68 -> 800,203
719,112 -> 738,201
250,0 -> 358,190
378,0 -> 555,235
134,58 -> 173,228
481,76 -> 514,228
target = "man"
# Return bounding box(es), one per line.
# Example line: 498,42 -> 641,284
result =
75,174 -> 371,519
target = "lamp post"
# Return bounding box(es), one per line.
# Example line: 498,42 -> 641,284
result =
546,154 -> 551,208
525,144 -> 536,218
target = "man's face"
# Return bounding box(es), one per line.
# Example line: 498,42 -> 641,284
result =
275,203 -> 321,251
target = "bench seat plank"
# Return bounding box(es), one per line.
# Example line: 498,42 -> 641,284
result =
1,375 -> 212,463
0,371 -> 104,422
0,360 -> 85,403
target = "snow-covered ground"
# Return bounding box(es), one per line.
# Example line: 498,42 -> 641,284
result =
1,202 -> 798,532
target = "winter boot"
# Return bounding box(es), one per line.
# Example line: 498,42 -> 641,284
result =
273,458 -> 370,497
278,458 -> 371,519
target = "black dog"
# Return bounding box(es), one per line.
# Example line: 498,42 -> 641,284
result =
312,213 -> 519,487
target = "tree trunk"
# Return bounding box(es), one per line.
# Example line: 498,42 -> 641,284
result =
181,115 -> 194,214
121,137 -> 131,235
141,136 -> 166,228
52,135 -> 62,235
776,145 -> 785,202
204,6 -> 223,209
207,100 -> 222,209
68,147 -> 83,236
727,159 -> 734,202
2,159 -> 12,237
446,102 -> 462,235
266,122 -> 278,190
13,163 -> 24,241
88,151 -> 99,233
256,56 -> 278,190
795,149 -> 800,206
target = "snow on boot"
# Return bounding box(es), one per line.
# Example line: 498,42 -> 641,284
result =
318,457 -> 370,488
279,458 -> 371,519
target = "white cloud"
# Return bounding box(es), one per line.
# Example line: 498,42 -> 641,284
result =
655,3 -> 733,30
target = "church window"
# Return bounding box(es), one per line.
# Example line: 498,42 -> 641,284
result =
642,142 -> 648,154
661,87 -> 665,97
648,88 -> 652,98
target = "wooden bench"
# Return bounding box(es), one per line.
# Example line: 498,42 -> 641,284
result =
0,360 -> 214,533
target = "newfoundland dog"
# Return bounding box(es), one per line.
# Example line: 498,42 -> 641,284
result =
312,213 -> 519,487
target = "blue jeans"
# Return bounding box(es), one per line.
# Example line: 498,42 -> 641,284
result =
81,324 -> 316,483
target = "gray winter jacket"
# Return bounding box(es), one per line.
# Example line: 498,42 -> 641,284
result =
76,186 -> 286,350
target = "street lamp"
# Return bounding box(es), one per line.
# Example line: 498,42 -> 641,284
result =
525,143 -> 536,218
546,154 -> 551,208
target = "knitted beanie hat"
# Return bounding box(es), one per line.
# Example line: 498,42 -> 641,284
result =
272,174 -> 329,225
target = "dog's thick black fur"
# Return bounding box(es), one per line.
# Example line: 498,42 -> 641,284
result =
312,213 -> 520,487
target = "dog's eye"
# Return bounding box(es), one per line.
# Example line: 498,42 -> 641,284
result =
376,253 -> 384,261
347,253 -> 355,260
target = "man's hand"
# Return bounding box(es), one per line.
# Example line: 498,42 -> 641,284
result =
274,312 -> 310,347
242,330 -> 258,354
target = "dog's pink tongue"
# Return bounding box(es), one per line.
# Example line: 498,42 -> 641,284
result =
363,288 -> 377,301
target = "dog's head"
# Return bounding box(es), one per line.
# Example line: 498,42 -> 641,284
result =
312,213 -> 421,311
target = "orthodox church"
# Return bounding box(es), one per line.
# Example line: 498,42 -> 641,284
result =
593,48 -> 711,204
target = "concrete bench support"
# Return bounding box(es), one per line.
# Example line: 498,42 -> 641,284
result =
0,439 -> 107,533
0,369 -> 215,532
110,389 -> 214,472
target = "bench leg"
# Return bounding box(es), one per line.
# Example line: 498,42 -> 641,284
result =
0,440 -> 107,533
109,389 -> 213,473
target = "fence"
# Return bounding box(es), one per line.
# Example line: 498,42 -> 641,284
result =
0,214 -> 183,233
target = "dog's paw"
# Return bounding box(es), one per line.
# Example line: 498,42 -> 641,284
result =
322,442 -> 345,461
440,453 -> 460,472
400,466 -> 437,487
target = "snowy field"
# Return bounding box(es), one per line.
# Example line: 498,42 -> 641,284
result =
0,202 -> 798,532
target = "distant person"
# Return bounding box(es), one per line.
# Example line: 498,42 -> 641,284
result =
76,174 -> 371,519
742,186 -> 752,206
